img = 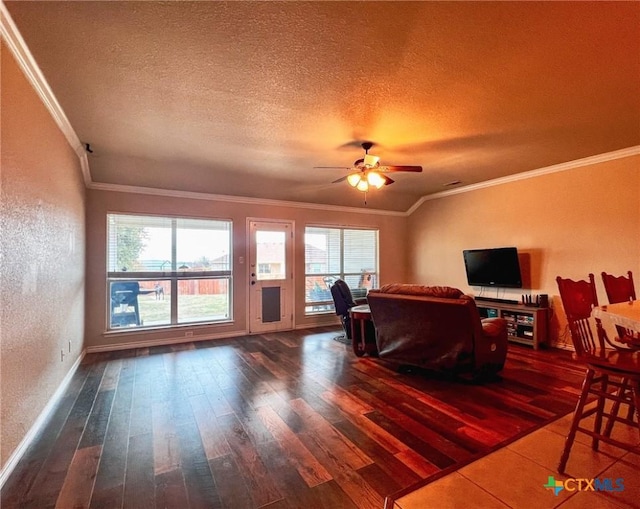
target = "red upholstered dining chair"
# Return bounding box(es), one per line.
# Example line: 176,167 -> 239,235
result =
555,274 -> 640,474
601,271 -> 639,345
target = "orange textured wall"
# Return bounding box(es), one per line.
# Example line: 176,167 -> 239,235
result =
407,155 -> 640,348
0,43 -> 86,470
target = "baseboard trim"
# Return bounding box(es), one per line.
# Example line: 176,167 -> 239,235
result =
295,320 -> 340,331
86,330 -> 249,353
549,340 -> 575,351
0,351 -> 85,490
89,323 -> 341,353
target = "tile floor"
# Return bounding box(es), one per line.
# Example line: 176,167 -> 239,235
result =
393,402 -> 640,509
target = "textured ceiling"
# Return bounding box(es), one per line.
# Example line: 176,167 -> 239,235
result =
5,1 -> 640,211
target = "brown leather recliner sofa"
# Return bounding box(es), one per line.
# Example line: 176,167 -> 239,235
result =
367,284 -> 508,377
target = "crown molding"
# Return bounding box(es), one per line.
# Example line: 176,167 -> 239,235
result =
406,145 -> 640,216
0,1 -> 91,185
87,145 -> 640,219
87,182 -> 407,217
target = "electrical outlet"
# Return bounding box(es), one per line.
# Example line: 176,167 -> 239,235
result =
60,349 -> 65,362
185,331 -> 193,337
68,340 -> 72,353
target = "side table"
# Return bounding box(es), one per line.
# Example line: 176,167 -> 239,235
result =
349,304 -> 378,357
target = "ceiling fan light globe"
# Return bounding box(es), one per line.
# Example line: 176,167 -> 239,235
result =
356,179 -> 369,192
347,173 -> 362,187
367,171 -> 385,189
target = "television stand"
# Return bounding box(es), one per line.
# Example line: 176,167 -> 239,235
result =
474,299 -> 548,350
475,296 -> 519,305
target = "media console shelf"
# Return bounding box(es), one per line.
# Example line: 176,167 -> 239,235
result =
475,300 -> 548,350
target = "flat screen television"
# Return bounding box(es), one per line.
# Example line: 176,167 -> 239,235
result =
463,247 -> 523,288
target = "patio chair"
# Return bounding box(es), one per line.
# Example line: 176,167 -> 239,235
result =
110,281 -> 141,327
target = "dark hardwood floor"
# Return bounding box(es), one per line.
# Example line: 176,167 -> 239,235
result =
1,327 -> 586,509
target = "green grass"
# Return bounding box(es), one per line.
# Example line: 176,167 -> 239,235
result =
137,294 -> 229,325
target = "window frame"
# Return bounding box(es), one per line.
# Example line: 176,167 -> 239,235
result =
304,225 -> 379,315
106,213 -> 233,331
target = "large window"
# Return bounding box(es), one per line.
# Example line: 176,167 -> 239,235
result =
304,226 -> 379,314
107,214 -> 232,330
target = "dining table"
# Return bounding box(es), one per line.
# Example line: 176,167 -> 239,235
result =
592,299 -> 640,348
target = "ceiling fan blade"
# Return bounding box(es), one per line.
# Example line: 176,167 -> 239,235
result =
319,140 -> 421,189
378,165 -> 423,173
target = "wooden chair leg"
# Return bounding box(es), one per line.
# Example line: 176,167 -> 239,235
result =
625,383 -> 636,423
625,402 -> 635,422
632,381 -> 640,441
559,368 -> 595,474
592,374 -> 608,451
604,377 -> 630,438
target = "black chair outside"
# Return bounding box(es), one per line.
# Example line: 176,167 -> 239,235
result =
110,281 -> 141,327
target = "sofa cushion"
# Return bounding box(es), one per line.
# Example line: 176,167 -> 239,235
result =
373,283 -> 464,299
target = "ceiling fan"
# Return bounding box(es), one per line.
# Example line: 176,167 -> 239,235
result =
315,142 -> 422,193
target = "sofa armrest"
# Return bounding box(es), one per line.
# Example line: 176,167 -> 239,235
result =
481,317 -> 507,338
475,317 -> 508,372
